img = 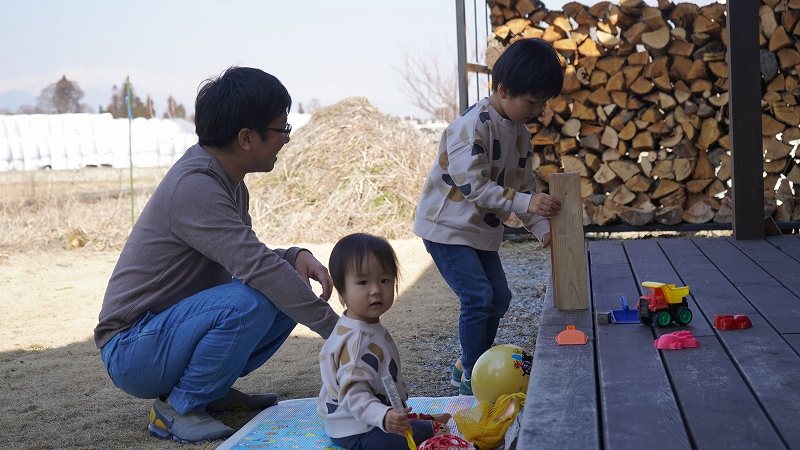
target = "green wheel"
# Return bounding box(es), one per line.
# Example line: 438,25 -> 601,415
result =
654,310 -> 672,327
675,307 -> 693,325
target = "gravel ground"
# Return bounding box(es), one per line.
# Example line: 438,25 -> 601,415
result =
407,235 -> 550,398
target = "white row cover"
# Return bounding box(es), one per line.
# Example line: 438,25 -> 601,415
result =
0,113 -> 197,171
0,112 -> 311,172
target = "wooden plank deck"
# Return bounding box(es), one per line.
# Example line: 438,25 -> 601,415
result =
518,235 -> 800,450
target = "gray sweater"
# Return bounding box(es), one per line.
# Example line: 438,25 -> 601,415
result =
94,144 -> 339,348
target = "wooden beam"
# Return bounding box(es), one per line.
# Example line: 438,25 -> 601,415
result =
549,172 -> 589,310
727,0 -> 765,240
466,62 -> 491,75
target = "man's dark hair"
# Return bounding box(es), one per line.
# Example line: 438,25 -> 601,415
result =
329,233 -> 399,299
195,66 -> 292,148
491,38 -> 564,99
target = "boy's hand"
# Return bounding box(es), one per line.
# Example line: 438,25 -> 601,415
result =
542,232 -> 552,248
527,193 -> 560,218
383,407 -> 412,435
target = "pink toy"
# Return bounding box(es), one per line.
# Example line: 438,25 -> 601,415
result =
714,315 -> 753,330
417,435 -> 470,450
654,330 -> 700,350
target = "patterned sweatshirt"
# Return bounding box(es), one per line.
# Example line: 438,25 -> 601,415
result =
317,314 -> 407,439
414,97 -> 550,251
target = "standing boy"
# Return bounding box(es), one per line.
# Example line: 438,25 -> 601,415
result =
413,38 -> 564,395
95,67 -> 340,444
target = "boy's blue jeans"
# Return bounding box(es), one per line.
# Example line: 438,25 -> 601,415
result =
100,279 -> 296,415
422,240 -> 512,379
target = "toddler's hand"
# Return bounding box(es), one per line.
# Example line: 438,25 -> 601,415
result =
528,193 -> 560,218
383,407 -> 412,435
542,232 -> 552,248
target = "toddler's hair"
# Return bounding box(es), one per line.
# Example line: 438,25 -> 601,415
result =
491,38 -> 564,100
329,233 -> 400,299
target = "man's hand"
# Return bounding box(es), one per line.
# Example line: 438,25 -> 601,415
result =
383,407 -> 412,435
527,193 -> 561,218
294,250 -> 333,300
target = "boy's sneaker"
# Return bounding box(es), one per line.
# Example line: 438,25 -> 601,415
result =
450,360 -> 464,388
207,388 -> 278,412
148,397 -> 234,444
459,378 -> 473,396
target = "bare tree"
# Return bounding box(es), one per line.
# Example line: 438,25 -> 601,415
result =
16,104 -> 45,114
145,95 -> 155,119
36,75 -> 88,114
163,96 -> 186,119
394,49 -> 459,122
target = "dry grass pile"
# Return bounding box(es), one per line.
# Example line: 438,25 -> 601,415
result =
247,97 -> 439,244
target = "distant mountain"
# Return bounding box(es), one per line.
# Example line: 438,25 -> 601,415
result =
0,89 -> 36,111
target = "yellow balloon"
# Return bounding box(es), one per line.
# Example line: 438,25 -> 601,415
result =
471,344 -> 532,404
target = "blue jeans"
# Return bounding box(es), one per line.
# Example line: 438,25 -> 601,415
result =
423,240 -> 511,379
331,419 -> 435,449
100,279 -> 296,415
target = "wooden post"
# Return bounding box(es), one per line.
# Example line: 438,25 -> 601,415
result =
727,0 -> 765,240
549,172 -> 588,310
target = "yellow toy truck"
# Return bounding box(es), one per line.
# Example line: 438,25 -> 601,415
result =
636,281 -> 692,327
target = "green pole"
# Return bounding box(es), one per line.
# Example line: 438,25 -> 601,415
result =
127,76 -> 134,228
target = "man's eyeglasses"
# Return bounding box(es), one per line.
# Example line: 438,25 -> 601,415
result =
248,124 -> 292,137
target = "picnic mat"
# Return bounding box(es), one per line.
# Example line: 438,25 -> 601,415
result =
216,396 -> 478,449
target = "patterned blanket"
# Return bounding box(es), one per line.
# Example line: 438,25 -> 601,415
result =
216,396 -> 477,449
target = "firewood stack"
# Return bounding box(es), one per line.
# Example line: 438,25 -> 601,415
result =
485,0 -> 800,227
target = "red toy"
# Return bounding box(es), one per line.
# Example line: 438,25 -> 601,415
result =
654,330 -> 700,350
417,435 -> 470,450
637,281 -> 693,327
714,315 -> 753,330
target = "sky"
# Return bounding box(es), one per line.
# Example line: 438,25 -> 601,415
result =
0,0 -> 722,120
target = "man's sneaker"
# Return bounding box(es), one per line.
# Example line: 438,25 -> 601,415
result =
450,360 -> 464,388
148,397 -> 234,444
459,378 -> 473,396
207,388 -> 278,413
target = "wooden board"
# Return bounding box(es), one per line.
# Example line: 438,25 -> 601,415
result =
589,240 -> 690,449
783,333 -> 800,356
549,172 -> 588,310
694,238 -> 800,334
658,335 -> 784,449
626,239 -> 782,449
517,273 -> 597,449
766,235 -> 800,264
730,237 -> 800,298
664,238 -> 800,446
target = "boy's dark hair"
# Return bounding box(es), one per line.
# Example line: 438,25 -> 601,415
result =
195,66 -> 292,148
491,38 -> 564,99
329,233 -> 399,298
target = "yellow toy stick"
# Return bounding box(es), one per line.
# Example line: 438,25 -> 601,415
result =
381,375 -> 416,450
